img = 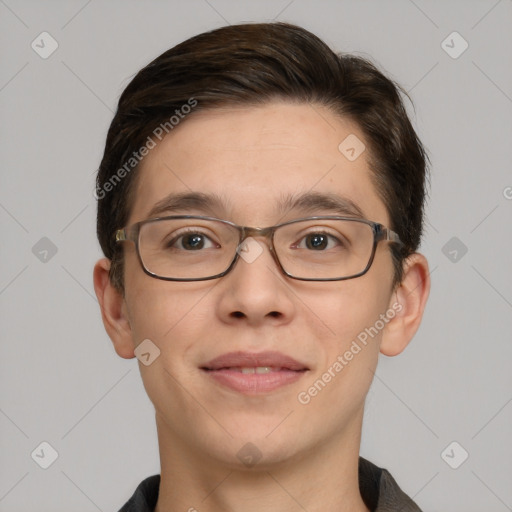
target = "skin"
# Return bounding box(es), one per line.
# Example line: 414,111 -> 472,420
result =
94,102 -> 430,512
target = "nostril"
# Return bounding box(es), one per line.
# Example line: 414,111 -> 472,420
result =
231,311 -> 245,318
267,311 -> 281,318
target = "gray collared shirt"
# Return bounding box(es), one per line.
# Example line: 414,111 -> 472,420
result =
118,457 -> 422,511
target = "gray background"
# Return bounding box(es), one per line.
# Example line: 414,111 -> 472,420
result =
1,0 -> 511,510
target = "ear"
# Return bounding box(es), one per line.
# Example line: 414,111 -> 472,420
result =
380,253 -> 430,356
93,258 -> 135,359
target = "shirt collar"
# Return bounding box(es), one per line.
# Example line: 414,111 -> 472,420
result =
118,457 -> 422,511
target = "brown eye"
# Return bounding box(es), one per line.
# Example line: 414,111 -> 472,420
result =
181,233 -> 206,250
305,233 -> 329,250
166,231 -> 217,251
296,232 -> 342,251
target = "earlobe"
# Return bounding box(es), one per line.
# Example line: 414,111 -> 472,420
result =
380,253 -> 430,357
93,258 -> 135,359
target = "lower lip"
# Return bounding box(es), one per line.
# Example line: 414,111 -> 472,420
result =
203,369 -> 306,394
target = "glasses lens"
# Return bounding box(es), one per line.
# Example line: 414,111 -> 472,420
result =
138,218 -> 239,279
274,219 -> 374,279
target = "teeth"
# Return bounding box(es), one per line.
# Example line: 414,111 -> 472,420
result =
239,367 -> 272,374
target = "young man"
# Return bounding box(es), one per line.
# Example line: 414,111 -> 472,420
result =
93,22 -> 430,512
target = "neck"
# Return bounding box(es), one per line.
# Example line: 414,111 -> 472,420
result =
154,413 -> 369,512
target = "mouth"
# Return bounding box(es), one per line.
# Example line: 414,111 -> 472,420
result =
200,351 -> 309,394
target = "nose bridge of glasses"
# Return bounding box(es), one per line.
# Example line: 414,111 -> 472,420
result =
235,226 -> 281,269
239,226 -> 275,246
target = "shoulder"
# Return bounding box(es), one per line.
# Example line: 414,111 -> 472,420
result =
359,457 -> 423,512
118,474 -> 160,512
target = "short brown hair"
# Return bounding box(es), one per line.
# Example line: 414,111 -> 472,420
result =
96,22 -> 429,292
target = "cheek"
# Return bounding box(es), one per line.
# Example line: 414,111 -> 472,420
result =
124,276 -> 217,417
298,274 -> 393,391
124,258 -> 215,353
294,283 -> 392,428
305,272 -> 392,347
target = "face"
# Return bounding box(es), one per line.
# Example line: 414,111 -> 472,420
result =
116,102 -> 400,469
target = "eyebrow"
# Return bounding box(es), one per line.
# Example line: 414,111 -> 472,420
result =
146,191 -> 366,221
147,192 -> 226,218
278,191 -> 366,219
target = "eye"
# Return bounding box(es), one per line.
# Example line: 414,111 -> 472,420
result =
167,230 -> 218,251
297,232 -> 342,251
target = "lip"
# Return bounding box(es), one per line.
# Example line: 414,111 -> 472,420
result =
201,351 -> 309,394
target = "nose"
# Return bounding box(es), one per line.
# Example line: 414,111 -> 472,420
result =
214,236 -> 296,327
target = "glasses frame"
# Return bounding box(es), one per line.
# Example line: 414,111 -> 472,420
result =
115,215 -> 402,282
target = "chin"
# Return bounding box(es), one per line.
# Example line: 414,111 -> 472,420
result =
224,439 -> 302,472
189,417 -> 300,467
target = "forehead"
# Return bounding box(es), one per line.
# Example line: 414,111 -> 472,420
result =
128,102 -> 389,226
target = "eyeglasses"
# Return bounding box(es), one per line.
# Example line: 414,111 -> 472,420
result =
115,215 -> 402,282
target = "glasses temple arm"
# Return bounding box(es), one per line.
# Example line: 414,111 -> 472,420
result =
383,228 -> 403,245
115,229 -> 128,242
